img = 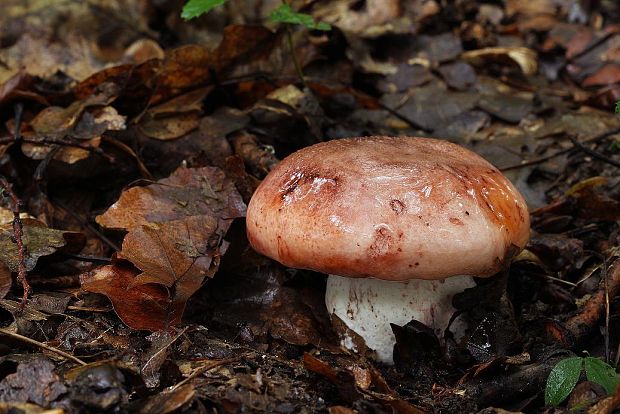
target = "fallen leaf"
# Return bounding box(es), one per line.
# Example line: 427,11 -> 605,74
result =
80,263 -> 182,331
0,219 -> 84,272
462,47 -> 538,75
582,63 -> 620,87
138,384 -> 195,414
97,165 -> 246,231
119,217 -> 224,299
0,357 -> 67,406
149,26 -> 275,105
93,166 -> 245,330
138,87 -> 211,141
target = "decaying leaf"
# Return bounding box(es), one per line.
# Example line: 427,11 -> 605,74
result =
22,90 -> 126,163
0,357 -> 67,406
91,166 -> 245,330
120,217 -> 225,296
462,47 -> 538,75
138,87 -> 211,141
0,219 -> 84,272
80,263 -> 183,331
97,165 -> 245,230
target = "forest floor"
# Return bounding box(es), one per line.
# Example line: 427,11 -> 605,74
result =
1,0 -> 620,413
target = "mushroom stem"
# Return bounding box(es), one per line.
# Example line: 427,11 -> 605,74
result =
325,274 -> 476,364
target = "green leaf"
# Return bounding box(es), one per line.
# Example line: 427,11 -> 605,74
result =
181,0 -> 227,20
584,357 -> 620,395
545,357 -> 583,406
269,4 -> 331,31
616,100 -> 620,113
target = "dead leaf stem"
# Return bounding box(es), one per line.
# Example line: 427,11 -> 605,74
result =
501,127 -> 620,172
0,327 -> 87,366
564,258 -> 620,346
568,135 -> 620,169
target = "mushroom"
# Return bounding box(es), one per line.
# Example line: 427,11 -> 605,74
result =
246,136 -> 530,363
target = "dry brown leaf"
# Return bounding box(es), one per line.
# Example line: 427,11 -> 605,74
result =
21,88 -> 125,163
119,217 -> 224,297
0,71 -> 48,108
97,166 -> 246,231
93,166 -> 245,330
582,63 -> 620,87
138,113 -> 201,141
80,263 -> 183,331
138,384 -> 195,414
138,88 -> 210,141
149,26 -> 275,105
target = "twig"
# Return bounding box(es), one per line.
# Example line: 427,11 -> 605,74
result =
563,258 -> 620,345
603,258 -> 610,363
459,356 -> 565,406
559,30 -> 619,72
501,127 -> 620,171
0,135 -> 115,163
170,354 -> 245,392
0,327 -> 87,365
51,197 -> 120,252
229,131 -> 279,177
0,176 -> 30,308
568,136 -> 620,169
101,136 -> 154,180
60,253 -> 113,263
142,327 -> 189,380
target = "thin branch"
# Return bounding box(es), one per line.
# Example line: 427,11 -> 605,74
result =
501,127 -> 620,171
568,135 -> 620,169
0,327 -> 87,365
170,354 -> 245,391
0,178 -> 29,307
51,197 -> 121,252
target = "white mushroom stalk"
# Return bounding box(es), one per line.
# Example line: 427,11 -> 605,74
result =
246,136 -> 530,364
325,274 -> 476,363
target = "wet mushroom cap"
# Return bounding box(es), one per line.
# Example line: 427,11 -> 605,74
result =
246,136 -> 530,281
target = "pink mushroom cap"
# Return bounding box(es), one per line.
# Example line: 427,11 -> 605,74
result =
246,136 -> 530,281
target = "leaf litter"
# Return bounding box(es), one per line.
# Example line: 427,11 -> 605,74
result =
0,0 -> 619,413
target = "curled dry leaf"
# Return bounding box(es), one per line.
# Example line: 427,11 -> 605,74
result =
149,25 -> 275,105
97,165 -> 246,230
120,217 -> 226,297
80,262 -> 183,331
462,47 -> 538,76
22,88 -> 126,163
138,87 -> 212,141
92,166 -> 246,330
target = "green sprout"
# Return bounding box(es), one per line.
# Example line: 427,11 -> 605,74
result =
181,0 -> 331,31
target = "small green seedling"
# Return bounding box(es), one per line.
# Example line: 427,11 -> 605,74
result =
615,100 -> 620,114
181,0 -> 331,31
181,0 -> 226,19
181,0 -> 330,86
545,356 -> 620,406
